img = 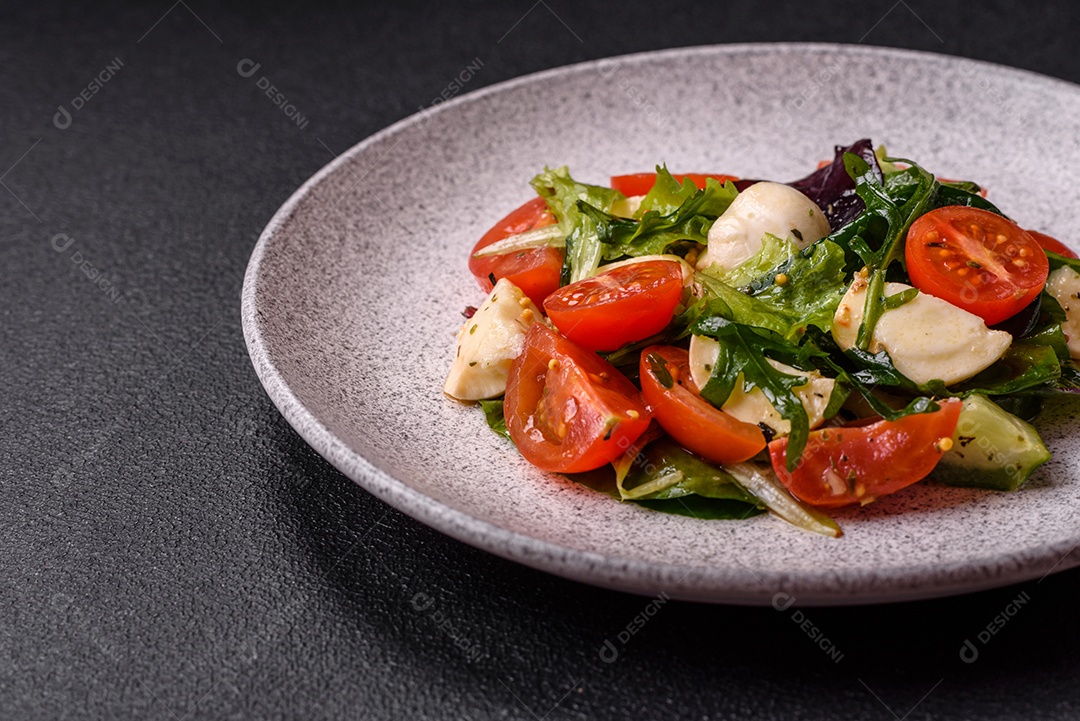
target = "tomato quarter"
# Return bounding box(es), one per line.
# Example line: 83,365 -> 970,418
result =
1027,230 -> 1078,260
768,399 -> 962,508
504,325 -> 651,473
609,172 -> 739,197
543,260 -> 685,352
905,206 -> 1049,326
638,346 -> 766,465
469,196 -> 563,306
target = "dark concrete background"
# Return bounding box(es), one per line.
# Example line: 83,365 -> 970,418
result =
4,1 -> 1080,719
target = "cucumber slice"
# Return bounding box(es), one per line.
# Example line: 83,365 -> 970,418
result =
932,394 -> 1050,491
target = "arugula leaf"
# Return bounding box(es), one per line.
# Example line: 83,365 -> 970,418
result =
1014,292 -> 1071,359
882,165 -> 924,205
843,346 -> 920,391
529,166 -> 623,284
1047,250 -> 1080,273
807,329 -> 939,421
847,153 -> 937,270
955,344 -> 1063,396
855,268 -> 887,351
882,287 -> 919,310
691,317 -> 814,470
932,183 -> 1007,216
478,400 -> 511,440
835,154 -> 936,350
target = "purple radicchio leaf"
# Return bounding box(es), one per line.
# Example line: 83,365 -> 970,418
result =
787,139 -> 882,231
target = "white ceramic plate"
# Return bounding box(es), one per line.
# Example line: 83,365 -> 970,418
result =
242,44 -> 1080,605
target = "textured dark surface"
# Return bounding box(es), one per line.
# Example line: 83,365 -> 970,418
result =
4,1 -> 1080,719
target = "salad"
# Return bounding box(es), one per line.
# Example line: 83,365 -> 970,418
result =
443,140 -> 1080,537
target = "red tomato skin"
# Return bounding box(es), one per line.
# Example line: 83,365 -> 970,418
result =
638,346 -> 766,465
768,399 -> 962,508
1028,230 -> 1078,260
609,173 -> 739,197
905,206 -> 1049,326
469,197 -> 562,306
505,325 -> 651,474
543,261 -> 684,352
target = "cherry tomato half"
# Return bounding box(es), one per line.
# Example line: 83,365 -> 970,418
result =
768,399 -> 962,508
1028,230 -> 1078,260
543,260 -> 684,352
905,206 -> 1049,326
638,346 -> 766,465
609,172 -> 740,197
504,325 -> 651,473
469,196 -> 563,307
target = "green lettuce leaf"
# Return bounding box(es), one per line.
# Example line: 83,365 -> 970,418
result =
750,239 -> 849,338
693,274 -> 794,337
574,177 -> 739,262
707,233 -> 799,289
530,166 -> 623,284
617,438 -> 761,503
633,495 -> 766,520
618,438 -> 764,519
635,165 -> 700,217
694,239 -> 849,342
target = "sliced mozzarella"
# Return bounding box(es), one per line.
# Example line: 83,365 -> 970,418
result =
695,182 -> 830,272
1046,266 -> 1080,359
443,278 -> 545,402
687,335 -> 836,437
832,280 -> 1011,386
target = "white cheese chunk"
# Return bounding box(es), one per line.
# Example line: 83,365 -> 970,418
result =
1046,265 -> 1080,360
831,280 -> 1011,386
687,335 -> 836,437
695,182 -> 830,272
443,278 -> 545,401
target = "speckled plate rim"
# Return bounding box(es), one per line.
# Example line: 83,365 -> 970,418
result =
242,42 -> 1080,606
